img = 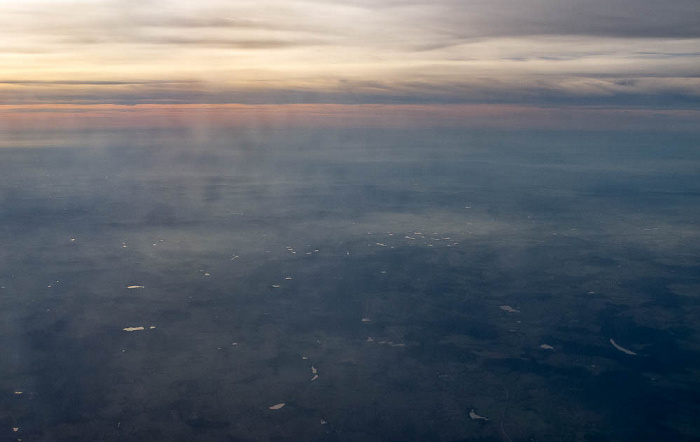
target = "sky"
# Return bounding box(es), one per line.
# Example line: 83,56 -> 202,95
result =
1,0 -> 699,130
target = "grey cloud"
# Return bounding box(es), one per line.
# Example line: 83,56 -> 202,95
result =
133,13 -> 319,34
130,36 -> 322,48
346,0 -> 700,40
632,52 -> 700,59
470,0 -> 696,39
136,16 -> 260,29
65,34 -> 321,48
0,80 -> 199,86
2,75 -> 698,109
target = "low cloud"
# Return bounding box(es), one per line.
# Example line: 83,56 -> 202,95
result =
1,75 -> 698,109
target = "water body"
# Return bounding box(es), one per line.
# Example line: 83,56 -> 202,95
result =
1,127 -> 699,441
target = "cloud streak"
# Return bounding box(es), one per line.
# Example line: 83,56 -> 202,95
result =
1,75 -> 698,110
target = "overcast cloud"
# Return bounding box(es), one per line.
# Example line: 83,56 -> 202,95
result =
0,0 -> 698,109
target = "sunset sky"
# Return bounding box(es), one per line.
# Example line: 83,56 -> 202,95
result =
1,0 -> 699,130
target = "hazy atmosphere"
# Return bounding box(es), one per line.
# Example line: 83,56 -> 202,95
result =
1,1 -> 699,441
2,0 -> 700,130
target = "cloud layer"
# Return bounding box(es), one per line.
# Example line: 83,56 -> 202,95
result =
0,0 -> 698,114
